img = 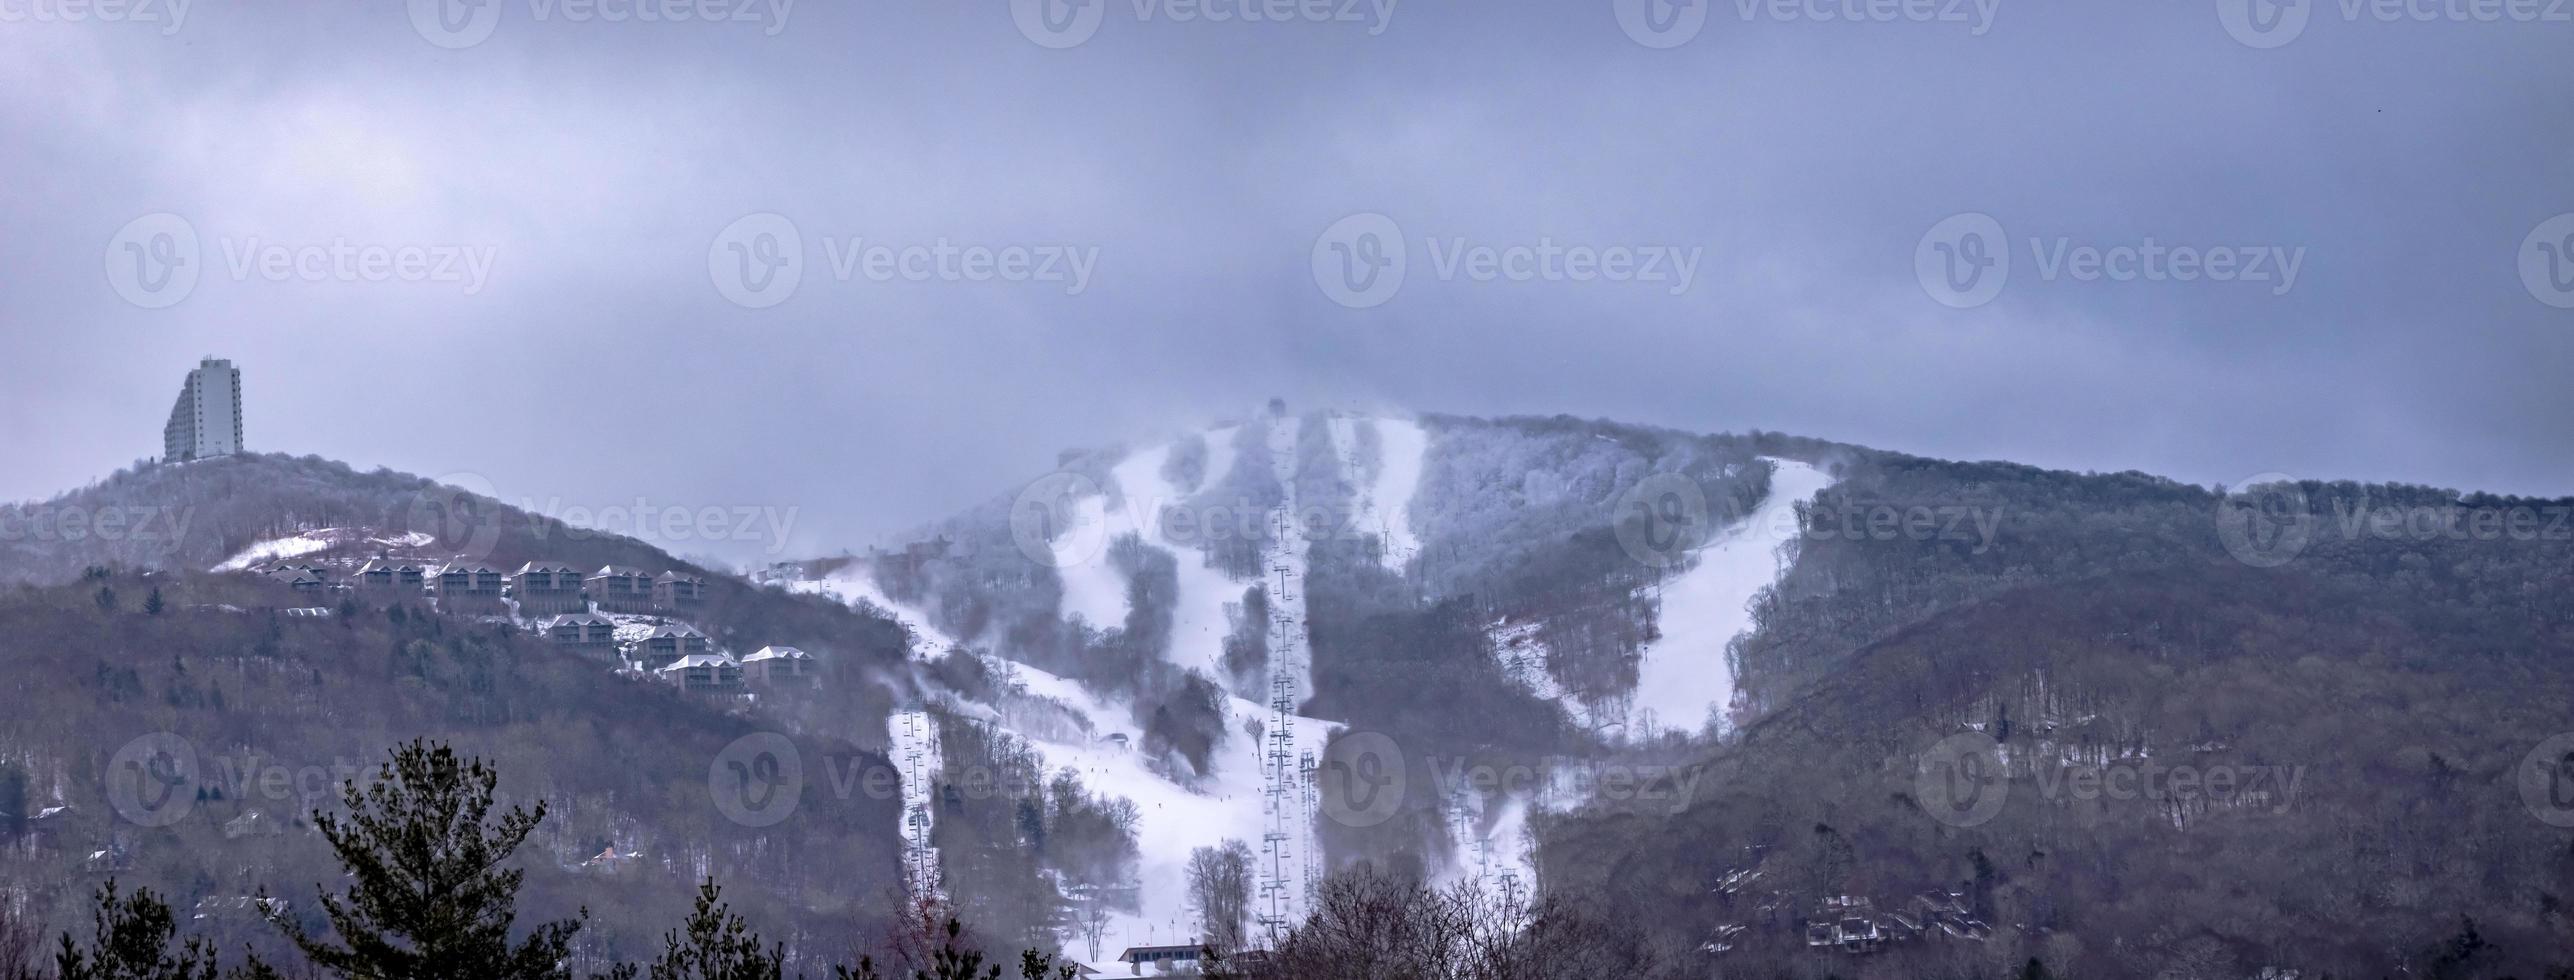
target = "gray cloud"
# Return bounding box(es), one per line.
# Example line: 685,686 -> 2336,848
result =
4,0 -> 2568,562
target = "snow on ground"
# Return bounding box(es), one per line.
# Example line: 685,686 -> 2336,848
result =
889,708 -> 944,900
799,571 -> 1338,955
1052,480 -> 1133,636
211,533 -> 334,571
212,528 -> 447,572
1628,458 -> 1835,736
1435,786 -> 1537,906
1487,620 -> 1608,733
1036,428 -> 1257,685
1144,427 -> 1248,685
374,530 -> 436,548
1336,416 -> 1429,571
993,657 -> 1339,955
786,570 -> 961,662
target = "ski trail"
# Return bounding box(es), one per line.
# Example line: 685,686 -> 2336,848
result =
1629,458 -> 1835,735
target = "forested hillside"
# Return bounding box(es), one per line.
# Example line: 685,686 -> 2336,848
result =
1535,457 -> 2574,978
0,569 -> 914,972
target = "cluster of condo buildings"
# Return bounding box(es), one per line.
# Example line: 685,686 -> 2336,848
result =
253,558 -> 812,694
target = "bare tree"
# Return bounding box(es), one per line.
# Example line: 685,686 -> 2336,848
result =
1183,841 -> 1254,954
1244,868 -> 1674,980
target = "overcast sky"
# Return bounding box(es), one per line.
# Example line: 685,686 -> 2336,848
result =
3,0 -> 2568,563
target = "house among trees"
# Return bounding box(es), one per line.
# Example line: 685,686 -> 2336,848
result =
628,623 -> 712,669
434,563 -> 507,603
1803,896 -> 1895,954
513,561 -> 586,614
262,564 -> 329,594
652,571 -> 708,610
586,565 -> 655,612
740,645 -> 813,685
353,559 -> 427,591
655,652 -> 742,692
1114,944 -> 1203,975
542,613 -> 618,652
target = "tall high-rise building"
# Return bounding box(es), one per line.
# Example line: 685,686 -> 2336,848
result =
163,357 -> 243,462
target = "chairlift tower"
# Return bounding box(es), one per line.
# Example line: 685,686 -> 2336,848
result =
1254,416 -> 1316,945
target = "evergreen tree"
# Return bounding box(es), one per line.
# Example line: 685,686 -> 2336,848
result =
54,881 -> 224,980
642,880 -> 782,980
263,739 -> 585,980
145,588 -> 165,616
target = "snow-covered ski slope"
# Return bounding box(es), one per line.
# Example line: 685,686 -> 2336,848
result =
1047,414 -> 1428,695
1325,415 -> 1429,571
1050,426 -> 1246,682
791,564 -> 1340,955
1628,458 -> 1834,735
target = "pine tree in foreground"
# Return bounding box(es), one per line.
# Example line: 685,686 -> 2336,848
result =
53,881 -> 224,980
261,739 -> 586,980
622,879 -> 785,980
